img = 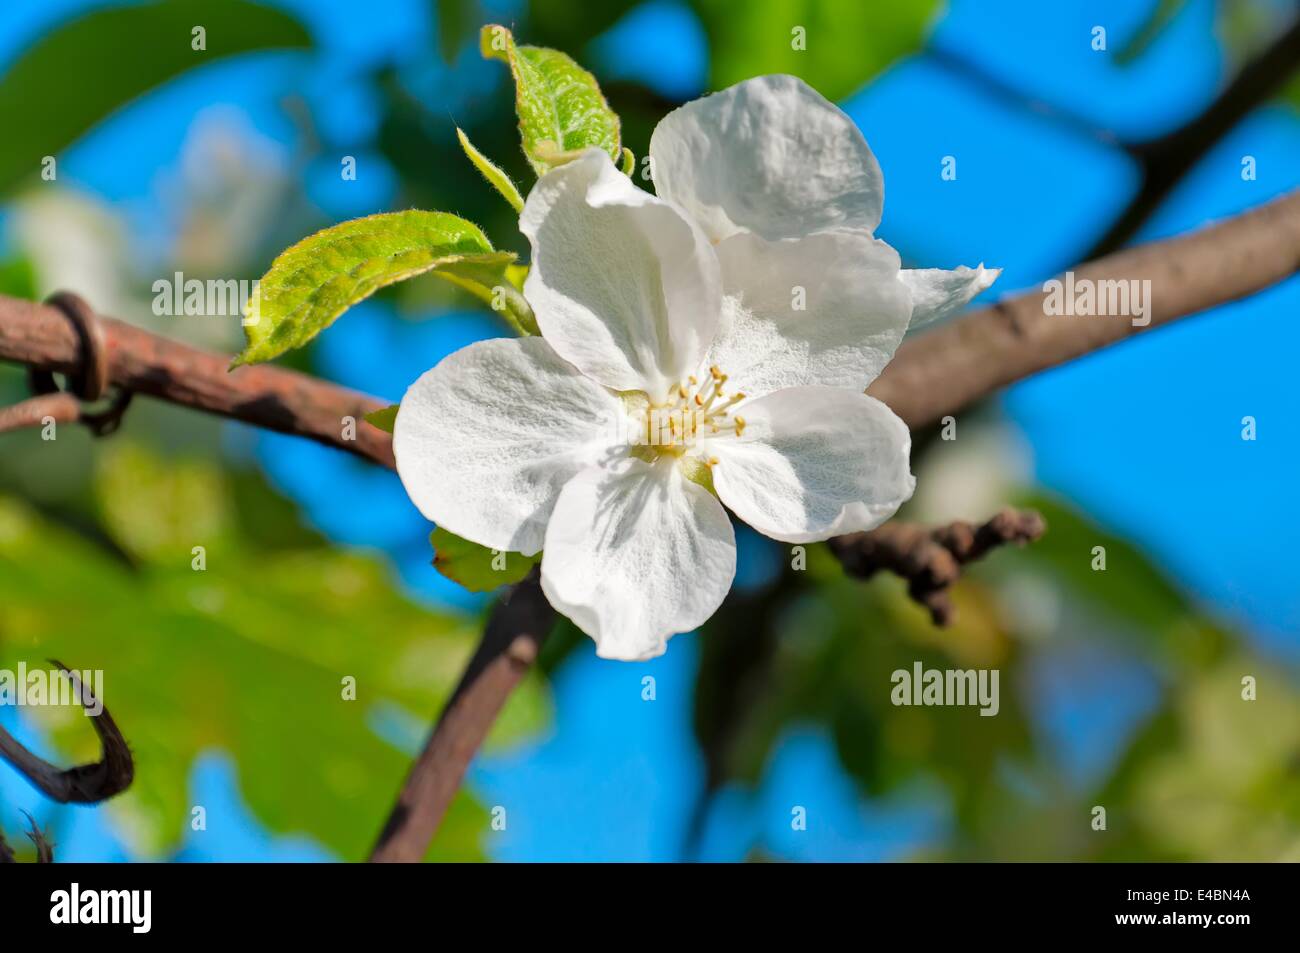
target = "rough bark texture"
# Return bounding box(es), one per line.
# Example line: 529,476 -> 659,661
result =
829,508 -> 1047,626
0,293 -> 394,467
867,188 -> 1300,428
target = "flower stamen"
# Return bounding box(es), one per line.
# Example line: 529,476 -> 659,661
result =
641,366 -> 747,453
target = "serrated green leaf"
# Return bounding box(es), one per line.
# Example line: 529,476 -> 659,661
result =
480,24 -> 621,177
0,0 -> 312,198
235,211 -> 515,366
430,527 -> 540,592
364,405 -> 399,434
456,127 -> 524,213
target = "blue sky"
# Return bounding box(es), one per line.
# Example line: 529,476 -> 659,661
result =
1,0 -> 1296,861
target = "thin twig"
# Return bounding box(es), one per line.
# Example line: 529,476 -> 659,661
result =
0,390 -> 79,434
0,662 -> 134,804
829,508 -> 1046,625
22,812 -> 55,863
369,571 -> 555,862
1084,14 -> 1300,259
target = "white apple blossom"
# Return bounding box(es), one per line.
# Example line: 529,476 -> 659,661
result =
394,75 -> 999,661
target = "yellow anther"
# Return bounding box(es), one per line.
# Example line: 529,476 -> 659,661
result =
734,415 -> 746,437
708,457 -> 719,466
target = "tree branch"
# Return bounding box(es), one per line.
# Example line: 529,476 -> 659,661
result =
0,662 -> 133,804
868,188 -> 1300,428
0,390 -> 78,434
1083,14 -> 1300,259
369,570 -> 555,862
2,188 -> 1297,859
829,508 -> 1046,626
4,191 -> 1296,454
0,293 -> 393,467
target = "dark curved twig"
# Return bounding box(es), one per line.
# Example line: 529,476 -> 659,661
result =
22,812 -> 55,862
0,661 -> 134,804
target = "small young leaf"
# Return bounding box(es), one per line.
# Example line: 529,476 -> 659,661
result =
456,127 -> 524,213
480,23 -> 621,177
430,527 -> 540,593
364,405 -> 399,433
235,211 -> 514,367
619,147 -> 635,176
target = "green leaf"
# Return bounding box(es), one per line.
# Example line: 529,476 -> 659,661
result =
0,0 -> 312,198
0,447 -> 550,860
430,527 -> 540,592
235,211 -> 515,366
696,0 -> 938,102
480,24 -> 621,177
456,127 -> 524,213
619,147 -> 635,176
364,405 -> 400,434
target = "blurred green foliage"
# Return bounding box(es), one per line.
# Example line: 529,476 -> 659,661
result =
695,486 -> 1300,860
696,0 -> 939,101
0,444 -> 548,859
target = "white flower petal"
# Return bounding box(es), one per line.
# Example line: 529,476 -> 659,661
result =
520,148 -> 721,396
900,264 -> 1001,330
708,229 -> 911,396
709,386 -> 914,543
541,456 -> 736,661
649,74 -> 884,243
393,336 -> 622,556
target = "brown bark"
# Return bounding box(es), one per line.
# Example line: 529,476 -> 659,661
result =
0,390 -> 79,434
0,294 -> 394,467
868,189 -> 1300,428
0,663 -> 133,804
829,508 -> 1047,626
369,573 -> 555,862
